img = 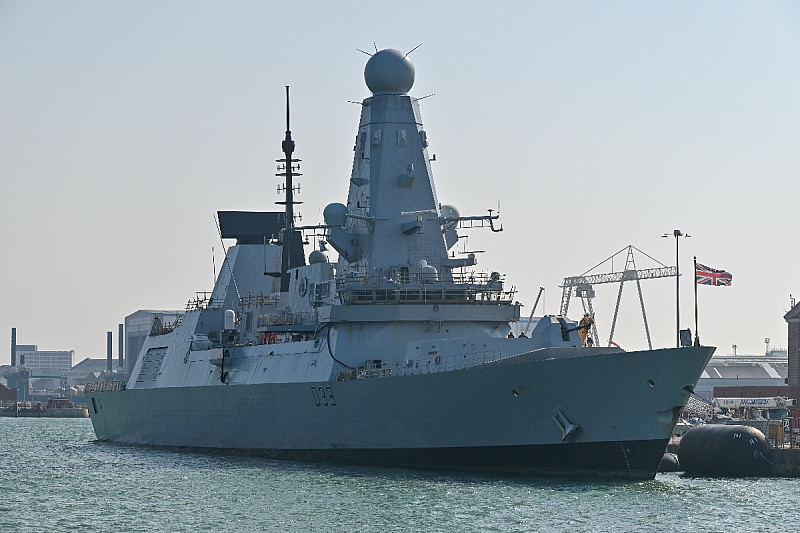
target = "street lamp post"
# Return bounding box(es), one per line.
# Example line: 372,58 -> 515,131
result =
663,229 -> 690,347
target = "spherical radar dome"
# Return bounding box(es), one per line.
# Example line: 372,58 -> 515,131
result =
323,202 -> 348,227
309,250 -> 327,264
364,49 -> 415,94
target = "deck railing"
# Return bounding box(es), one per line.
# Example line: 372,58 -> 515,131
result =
335,272 -> 515,306
764,417 -> 800,448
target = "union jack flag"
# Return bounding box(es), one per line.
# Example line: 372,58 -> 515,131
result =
695,263 -> 732,286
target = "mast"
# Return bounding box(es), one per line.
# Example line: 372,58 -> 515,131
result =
276,86 -> 302,292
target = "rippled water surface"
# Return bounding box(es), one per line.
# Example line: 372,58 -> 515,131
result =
1,418 -> 799,532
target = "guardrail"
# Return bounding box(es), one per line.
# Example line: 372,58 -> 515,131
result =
765,417 -> 800,448
258,310 -> 318,327
335,272 -> 515,306
730,417 -> 800,448
339,286 -> 514,305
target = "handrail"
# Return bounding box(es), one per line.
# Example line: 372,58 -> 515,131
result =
339,286 -> 514,305
764,417 -> 800,449
258,310 -> 318,327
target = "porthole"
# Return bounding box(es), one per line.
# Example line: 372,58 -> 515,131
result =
647,379 -> 655,388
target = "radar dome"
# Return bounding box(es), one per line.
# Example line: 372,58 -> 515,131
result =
309,250 -> 327,264
440,205 -> 459,231
419,259 -> 438,283
364,49 -> 415,94
323,202 -> 348,227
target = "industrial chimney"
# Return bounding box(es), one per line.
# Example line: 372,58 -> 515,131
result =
107,331 -> 113,373
11,328 -> 16,367
118,323 -> 124,370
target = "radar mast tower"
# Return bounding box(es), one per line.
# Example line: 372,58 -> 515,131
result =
276,86 -> 303,292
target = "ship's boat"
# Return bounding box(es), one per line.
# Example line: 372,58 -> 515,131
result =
86,48 -> 715,479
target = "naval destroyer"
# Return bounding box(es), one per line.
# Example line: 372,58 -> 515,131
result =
87,49 -> 715,479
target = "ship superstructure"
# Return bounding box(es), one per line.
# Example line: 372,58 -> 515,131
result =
86,49 -> 715,479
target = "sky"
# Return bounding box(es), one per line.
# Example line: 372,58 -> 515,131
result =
1,1 -> 799,364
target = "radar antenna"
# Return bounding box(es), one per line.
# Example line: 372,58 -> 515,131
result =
404,43 -> 423,59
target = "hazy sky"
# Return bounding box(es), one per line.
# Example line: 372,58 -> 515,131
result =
2,1 -> 799,365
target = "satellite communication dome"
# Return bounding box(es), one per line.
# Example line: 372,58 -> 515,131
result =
323,202 -> 348,227
309,250 -> 327,264
440,205 -> 459,231
364,49 -> 415,94
419,259 -> 438,283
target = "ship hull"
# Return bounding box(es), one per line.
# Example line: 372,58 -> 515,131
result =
87,345 -> 713,479
158,439 -> 670,479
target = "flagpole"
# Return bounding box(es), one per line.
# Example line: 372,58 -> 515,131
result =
694,256 -> 699,346
676,238 -> 680,348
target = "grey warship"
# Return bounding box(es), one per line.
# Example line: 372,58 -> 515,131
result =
86,49 -> 715,479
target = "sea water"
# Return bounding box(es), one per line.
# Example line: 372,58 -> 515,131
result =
1,418 -> 799,532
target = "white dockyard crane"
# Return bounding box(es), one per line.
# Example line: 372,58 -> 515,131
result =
559,245 -> 677,349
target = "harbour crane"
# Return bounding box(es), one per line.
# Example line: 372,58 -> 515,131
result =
559,245 -> 677,350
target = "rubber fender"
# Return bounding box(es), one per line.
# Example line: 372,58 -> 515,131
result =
678,424 -> 771,477
657,452 -> 680,473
